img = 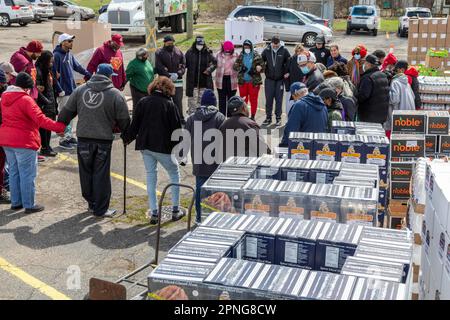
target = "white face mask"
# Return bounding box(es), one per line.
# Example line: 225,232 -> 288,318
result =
244,49 -> 251,54
196,45 -> 204,51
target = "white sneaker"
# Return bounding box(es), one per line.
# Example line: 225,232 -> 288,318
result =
103,209 -> 117,218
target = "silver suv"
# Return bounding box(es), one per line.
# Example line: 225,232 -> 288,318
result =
346,5 -> 380,36
228,5 -> 333,47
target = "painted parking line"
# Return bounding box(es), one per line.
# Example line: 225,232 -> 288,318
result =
0,256 -> 71,300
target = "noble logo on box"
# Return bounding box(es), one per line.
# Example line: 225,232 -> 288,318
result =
390,163 -> 414,182
426,135 -> 438,154
390,181 -> 411,200
392,112 -> 426,134
427,111 -> 450,135
439,135 -> 450,154
390,135 -> 425,158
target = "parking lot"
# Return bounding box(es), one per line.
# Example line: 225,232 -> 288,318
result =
0,19 -> 408,300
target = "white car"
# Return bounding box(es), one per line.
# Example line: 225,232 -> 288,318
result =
0,0 -> 34,27
28,0 -> 55,22
398,7 -> 431,37
346,5 -> 380,36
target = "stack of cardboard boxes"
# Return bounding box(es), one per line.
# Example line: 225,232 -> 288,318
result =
408,17 -> 450,70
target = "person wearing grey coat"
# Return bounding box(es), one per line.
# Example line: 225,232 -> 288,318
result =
384,71 -> 415,131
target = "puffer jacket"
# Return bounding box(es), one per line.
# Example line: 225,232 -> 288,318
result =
234,44 -> 265,86
0,86 -> 65,150
384,73 -> 416,130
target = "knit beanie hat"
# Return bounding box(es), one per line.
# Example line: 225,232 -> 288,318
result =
15,72 -> 34,89
200,89 -> 217,107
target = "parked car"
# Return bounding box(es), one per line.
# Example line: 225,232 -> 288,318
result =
300,11 -> 329,27
50,0 -> 95,20
398,7 -> 431,37
346,5 -> 380,36
228,5 -> 333,47
28,0 -> 54,22
0,0 -> 34,26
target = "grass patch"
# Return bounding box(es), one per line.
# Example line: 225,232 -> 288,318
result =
333,18 -> 399,33
73,0 -> 105,12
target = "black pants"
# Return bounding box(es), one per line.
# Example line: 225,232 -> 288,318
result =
265,78 -> 284,120
218,76 -> 237,117
39,113 -> 56,151
77,139 -> 112,216
173,87 -> 184,121
130,85 -> 148,116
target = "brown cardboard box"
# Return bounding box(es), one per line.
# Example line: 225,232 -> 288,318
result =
426,55 -> 445,69
410,18 -> 420,33
436,33 -> 447,49
52,21 -> 112,55
408,43 -> 419,57
417,54 -> 427,65
408,54 -> 418,66
419,18 -> 430,32
428,20 -> 438,49
437,17 -> 448,34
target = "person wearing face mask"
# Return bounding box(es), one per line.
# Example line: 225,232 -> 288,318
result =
53,33 -> 92,151
219,96 -> 270,159
10,40 -> 43,101
309,36 -> 330,66
347,44 -> 367,87
234,39 -> 264,121
126,48 -> 155,114
211,41 -> 239,117
155,35 -> 186,123
327,44 -> 348,68
357,54 -> 390,124
87,34 -> 127,91
185,36 -> 216,116
0,72 -> 66,214
261,36 -> 291,126
297,51 -> 324,92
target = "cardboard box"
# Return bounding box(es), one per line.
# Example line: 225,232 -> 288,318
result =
426,135 -> 438,154
409,18 -> 420,33
392,111 -> 427,134
426,55 -> 445,69
299,272 -> 357,300
276,181 -> 312,219
341,256 -> 404,283
441,261 -> 450,300
427,111 -> 450,135
419,249 -> 431,300
439,135 -> 450,154
339,135 -> 365,164
408,54 -> 418,66
280,160 -> 312,182
52,21 -> 112,55
314,133 -> 340,162
351,278 -> 407,300
390,134 -> 425,159
437,17 -> 448,34
430,174 -> 450,233
288,132 -> 314,160
390,162 -> 413,182
436,33 -> 447,49
243,179 -> 279,216
390,181 -> 411,200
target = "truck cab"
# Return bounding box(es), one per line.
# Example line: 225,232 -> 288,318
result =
98,0 -> 199,39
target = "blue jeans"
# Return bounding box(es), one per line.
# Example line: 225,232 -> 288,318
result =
195,176 -> 209,223
141,150 -> 180,214
3,147 -> 38,209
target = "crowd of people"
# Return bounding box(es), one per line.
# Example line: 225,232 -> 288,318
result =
0,31 -> 421,225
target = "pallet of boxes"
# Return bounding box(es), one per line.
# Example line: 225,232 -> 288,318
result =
408,17 -> 450,72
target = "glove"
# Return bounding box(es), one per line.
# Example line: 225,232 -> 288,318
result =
59,91 -> 66,97
169,73 -> 178,82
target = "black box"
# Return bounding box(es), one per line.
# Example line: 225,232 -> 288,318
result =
392,110 -> 427,134
427,111 -> 450,135
288,132 -> 315,160
309,161 -> 342,184
242,179 -> 279,216
390,134 -> 425,159
251,157 -> 285,180
308,184 -> 342,223
426,135 -> 438,154
314,133 -> 340,162
390,162 -> 414,182
201,178 -> 248,214
439,135 -> 450,154
339,135 -> 365,164
390,181 -> 411,200
299,271 -> 357,300
331,121 -> 356,135
280,159 -> 312,182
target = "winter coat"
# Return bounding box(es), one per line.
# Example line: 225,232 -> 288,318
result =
261,44 -> 291,81
405,67 -> 422,110
184,45 -> 216,97
123,91 -> 182,154
284,54 -> 305,91
384,73 -> 416,130
10,47 -> 38,100
53,45 -> 92,96
327,55 -> 348,68
234,47 -> 265,86
310,47 -> 331,66
213,51 -> 239,90
0,86 -> 65,150
280,93 -> 329,146
87,41 -> 126,90
347,57 -> 365,86
357,67 -> 390,124
339,94 -> 357,121
220,114 -> 270,159
327,100 -> 344,130
185,106 -> 226,177
58,74 -> 130,141
125,58 -> 154,94
36,65 -> 57,117
304,67 -> 324,92
155,46 -> 186,82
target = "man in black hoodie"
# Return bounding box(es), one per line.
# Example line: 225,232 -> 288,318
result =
261,36 -> 291,126
185,89 -> 225,224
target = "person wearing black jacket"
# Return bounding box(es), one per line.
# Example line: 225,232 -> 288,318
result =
36,51 -> 58,157
310,35 -> 330,66
357,55 -> 390,124
284,44 -> 305,115
261,36 -> 291,126
123,76 -> 184,225
155,35 -> 186,122
185,36 -> 217,116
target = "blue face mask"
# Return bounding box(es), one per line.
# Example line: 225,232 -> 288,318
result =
300,66 -> 310,74
354,54 -> 361,60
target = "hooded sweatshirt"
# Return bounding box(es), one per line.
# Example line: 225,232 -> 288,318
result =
234,40 -> 265,86
280,93 -> 328,146
385,73 -> 415,130
0,86 -> 65,150
10,47 -> 38,100
57,74 -> 130,142
53,45 -> 92,95
87,41 -> 127,90
185,106 -> 226,177
261,43 -> 291,81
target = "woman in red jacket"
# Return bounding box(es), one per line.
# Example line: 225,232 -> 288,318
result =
0,73 -> 65,214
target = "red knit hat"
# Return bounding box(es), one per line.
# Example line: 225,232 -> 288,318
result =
25,40 -> 43,53
382,52 -> 398,69
222,41 -> 234,52
351,45 -> 368,58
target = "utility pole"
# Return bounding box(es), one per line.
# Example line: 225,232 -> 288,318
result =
144,0 -> 157,66
187,0 -> 194,39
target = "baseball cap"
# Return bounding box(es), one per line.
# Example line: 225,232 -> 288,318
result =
0,62 -> 17,77
58,33 -> 75,44
97,64 -> 118,77
228,96 -> 245,114
25,40 -> 43,53
112,34 -> 124,47
297,52 -> 317,65
365,54 -> 381,66
196,36 -> 205,46
164,35 -> 175,43
290,82 -> 307,95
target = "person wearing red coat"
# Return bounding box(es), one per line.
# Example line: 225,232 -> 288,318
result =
0,73 -> 65,214
86,34 -> 127,91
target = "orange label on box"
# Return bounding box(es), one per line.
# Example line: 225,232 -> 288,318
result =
346,214 -> 374,222
245,204 -> 270,212
311,211 -> 337,220
279,206 -> 304,214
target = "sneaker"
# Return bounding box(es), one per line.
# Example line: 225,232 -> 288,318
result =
0,191 -> 11,204
59,140 -> 75,150
150,215 -> 159,225
38,155 -> 46,162
262,118 -> 272,126
68,138 -> 78,145
40,149 -> 58,157
11,204 -> 23,210
194,220 -> 202,227
25,205 -> 45,214
172,210 -> 186,222
275,119 -> 282,126
102,209 -> 117,218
